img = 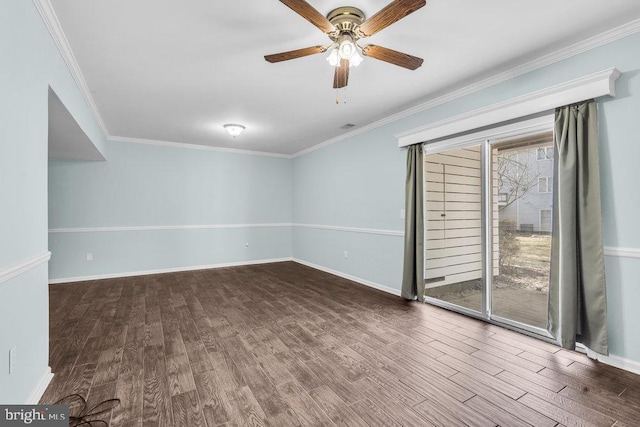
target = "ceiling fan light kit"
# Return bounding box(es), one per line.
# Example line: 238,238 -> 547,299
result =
265,0 -> 426,92
326,48 -> 340,66
337,34 -> 356,60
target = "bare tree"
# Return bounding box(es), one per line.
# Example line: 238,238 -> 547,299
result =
497,151 -> 540,211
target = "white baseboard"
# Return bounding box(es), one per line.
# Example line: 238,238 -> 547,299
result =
49,256 -> 402,298
26,367 -> 53,404
292,258 -> 401,297
292,262 -> 640,376
584,348 -> 640,375
49,258 -> 293,284
48,256 -> 640,377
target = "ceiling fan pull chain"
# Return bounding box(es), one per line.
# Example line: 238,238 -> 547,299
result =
336,88 -> 349,104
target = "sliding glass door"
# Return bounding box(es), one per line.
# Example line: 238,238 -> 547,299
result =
423,118 -> 555,336
490,132 -> 554,329
423,144 -> 485,314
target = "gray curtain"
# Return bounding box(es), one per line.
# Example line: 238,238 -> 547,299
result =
401,145 -> 425,302
548,100 -> 608,355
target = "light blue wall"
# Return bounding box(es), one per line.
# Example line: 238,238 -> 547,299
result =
0,266 -> 49,403
293,32 -> 640,365
293,228 -> 403,293
292,120 -> 407,288
4,1 -> 640,405
604,256 -> 640,362
48,141 -> 293,279
0,0 -> 107,403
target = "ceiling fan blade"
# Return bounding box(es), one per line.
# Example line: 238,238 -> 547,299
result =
264,46 -> 326,63
280,0 -> 336,34
333,58 -> 349,89
362,44 -> 423,70
358,0 -> 426,37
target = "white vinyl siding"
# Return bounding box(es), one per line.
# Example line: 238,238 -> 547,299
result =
424,146 -> 499,288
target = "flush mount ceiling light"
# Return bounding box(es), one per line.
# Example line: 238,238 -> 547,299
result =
264,0 -> 425,90
223,124 -> 245,138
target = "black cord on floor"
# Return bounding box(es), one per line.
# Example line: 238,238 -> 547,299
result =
54,394 -> 121,427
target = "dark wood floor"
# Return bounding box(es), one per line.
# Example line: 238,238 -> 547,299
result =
41,261 -> 640,426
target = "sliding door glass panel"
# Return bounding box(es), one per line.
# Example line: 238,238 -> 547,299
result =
424,144 -> 483,313
491,132 -> 554,329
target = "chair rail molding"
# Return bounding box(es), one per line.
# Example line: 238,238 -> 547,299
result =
49,223 -> 293,233
604,246 -> 640,259
397,68 -> 621,147
0,252 -> 52,284
294,223 -> 404,237
49,223 -> 406,237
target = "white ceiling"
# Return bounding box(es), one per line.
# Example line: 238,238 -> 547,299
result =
49,0 -> 640,155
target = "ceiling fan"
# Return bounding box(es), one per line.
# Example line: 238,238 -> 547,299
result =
265,0 -> 426,89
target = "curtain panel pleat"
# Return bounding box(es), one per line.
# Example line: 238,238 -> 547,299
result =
548,100 -> 608,355
401,145 -> 425,302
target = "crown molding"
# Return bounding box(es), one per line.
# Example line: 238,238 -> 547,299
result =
32,0 -> 110,137
108,136 -> 292,159
32,0 -> 640,158
291,112 -> 409,158
509,18 -> 640,78
32,0 -> 290,160
292,18 -> 640,157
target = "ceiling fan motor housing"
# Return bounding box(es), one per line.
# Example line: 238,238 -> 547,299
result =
327,6 -> 365,41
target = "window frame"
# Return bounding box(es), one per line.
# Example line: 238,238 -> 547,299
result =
540,209 -> 553,233
536,146 -> 554,161
538,176 -> 553,193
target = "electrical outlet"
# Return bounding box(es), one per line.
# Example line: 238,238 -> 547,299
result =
86,252 -> 93,261
344,250 -> 348,259
400,209 -> 406,219
9,347 -> 16,374
244,242 -> 249,248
